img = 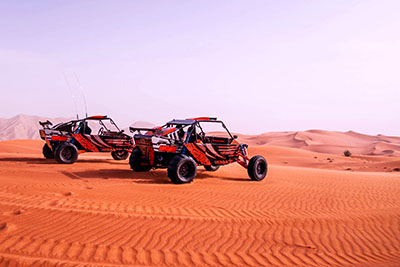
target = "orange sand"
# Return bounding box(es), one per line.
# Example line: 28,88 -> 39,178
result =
0,140 -> 400,266
235,130 -> 400,157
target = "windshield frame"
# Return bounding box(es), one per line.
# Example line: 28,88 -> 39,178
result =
195,120 -> 234,139
98,118 -> 121,132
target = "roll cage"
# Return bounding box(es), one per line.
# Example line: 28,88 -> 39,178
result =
130,118 -> 236,144
170,119 -> 235,144
42,116 -> 122,135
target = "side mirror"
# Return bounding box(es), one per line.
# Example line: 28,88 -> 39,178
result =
233,135 -> 238,139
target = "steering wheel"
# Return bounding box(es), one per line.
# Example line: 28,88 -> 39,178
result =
98,127 -> 104,135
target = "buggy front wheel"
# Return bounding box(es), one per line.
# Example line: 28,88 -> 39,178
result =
111,150 -> 129,160
204,165 -> 220,171
247,155 -> 267,181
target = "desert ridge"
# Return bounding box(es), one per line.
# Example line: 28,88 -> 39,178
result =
235,129 -> 400,156
0,140 -> 399,266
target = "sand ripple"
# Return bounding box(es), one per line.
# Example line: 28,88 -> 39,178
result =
0,141 -> 400,266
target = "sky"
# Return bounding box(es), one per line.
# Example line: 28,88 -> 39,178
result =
0,0 -> 399,135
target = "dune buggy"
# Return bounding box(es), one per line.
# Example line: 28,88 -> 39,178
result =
39,115 -> 133,164
129,117 -> 267,184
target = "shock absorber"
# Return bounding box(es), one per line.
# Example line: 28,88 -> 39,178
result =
240,144 -> 249,164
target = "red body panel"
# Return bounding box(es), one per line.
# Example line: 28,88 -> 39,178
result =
72,134 -> 100,152
184,143 -> 212,165
51,136 -> 68,141
185,142 -> 240,166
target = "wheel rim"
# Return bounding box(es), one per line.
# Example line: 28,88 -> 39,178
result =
256,160 -> 266,175
62,147 -> 73,160
179,162 -> 191,177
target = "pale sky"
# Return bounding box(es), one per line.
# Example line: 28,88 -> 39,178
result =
0,1 -> 399,135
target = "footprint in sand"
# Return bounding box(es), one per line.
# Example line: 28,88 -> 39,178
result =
13,210 -> 22,215
2,210 -> 23,216
54,191 -> 73,197
49,200 -> 59,206
0,222 -> 16,232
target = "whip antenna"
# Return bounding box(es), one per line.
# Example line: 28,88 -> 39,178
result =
63,73 -> 79,120
74,73 -> 88,118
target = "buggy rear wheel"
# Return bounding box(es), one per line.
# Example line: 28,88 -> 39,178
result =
42,144 -> 54,159
168,155 -> 197,184
129,147 -> 151,172
111,150 -> 129,160
204,165 -> 220,171
248,155 -> 268,181
55,143 -> 78,164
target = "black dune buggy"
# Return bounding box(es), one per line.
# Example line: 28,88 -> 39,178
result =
39,115 -> 133,164
129,117 -> 268,184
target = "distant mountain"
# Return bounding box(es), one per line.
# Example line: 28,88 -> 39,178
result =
0,114 -> 156,141
0,114 -> 71,141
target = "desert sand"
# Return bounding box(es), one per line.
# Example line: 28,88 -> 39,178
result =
0,140 -> 400,266
236,130 -> 400,157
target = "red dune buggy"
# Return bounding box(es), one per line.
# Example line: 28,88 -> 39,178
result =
39,116 -> 133,164
129,117 -> 267,184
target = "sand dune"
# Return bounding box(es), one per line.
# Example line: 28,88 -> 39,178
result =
0,140 -> 399,266
0,140 -> 44,154
236,130 -> 400,157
